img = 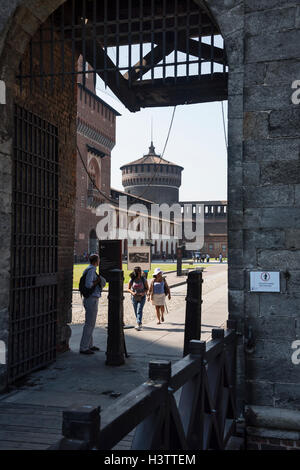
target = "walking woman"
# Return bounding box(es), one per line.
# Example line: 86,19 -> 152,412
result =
128,266 -> 149,330
148,268 -> 171,324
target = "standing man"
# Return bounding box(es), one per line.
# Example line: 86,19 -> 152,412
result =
79,254 -> 106,355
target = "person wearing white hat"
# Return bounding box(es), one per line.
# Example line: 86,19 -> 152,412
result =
148,268 -> 171,324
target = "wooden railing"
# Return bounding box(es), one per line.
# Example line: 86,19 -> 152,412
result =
50,320 -> 237,450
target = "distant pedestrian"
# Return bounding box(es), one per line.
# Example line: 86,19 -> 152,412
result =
148,268 -> 171,325
219,253 -> 223,263
206,253 -> 210,263
79,254 -> 106,355
128,266 -> 149,331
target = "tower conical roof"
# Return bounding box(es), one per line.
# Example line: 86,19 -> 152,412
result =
120,142 -> 183,169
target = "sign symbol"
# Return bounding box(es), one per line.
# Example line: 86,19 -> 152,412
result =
261,272 -> 270,282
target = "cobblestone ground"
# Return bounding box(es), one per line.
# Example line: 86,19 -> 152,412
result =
72,289 -> 183,327
71,265 -> 227,327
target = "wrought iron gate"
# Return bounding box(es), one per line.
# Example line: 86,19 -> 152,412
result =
17,0 -> 228,111
9,104 -> 58,383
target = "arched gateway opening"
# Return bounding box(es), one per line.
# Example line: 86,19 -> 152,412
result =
0,0 -> 239,390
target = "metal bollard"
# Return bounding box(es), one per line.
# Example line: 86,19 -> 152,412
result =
183,269 -> 203,357
106,269 -> 125,366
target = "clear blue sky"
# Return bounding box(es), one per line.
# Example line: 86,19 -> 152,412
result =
95,38 -> 228,202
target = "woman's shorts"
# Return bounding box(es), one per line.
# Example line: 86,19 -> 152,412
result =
152,293 -> 166,306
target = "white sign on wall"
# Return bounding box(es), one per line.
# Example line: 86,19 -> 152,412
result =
250,271 -> 280,293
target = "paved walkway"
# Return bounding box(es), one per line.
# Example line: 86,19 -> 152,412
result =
0,265 -> 228,449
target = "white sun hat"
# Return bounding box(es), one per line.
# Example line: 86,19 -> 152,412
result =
153,267 -> 163,276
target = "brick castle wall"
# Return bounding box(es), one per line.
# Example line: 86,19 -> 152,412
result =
75,58 -> 116,258
13,20 -> 77,353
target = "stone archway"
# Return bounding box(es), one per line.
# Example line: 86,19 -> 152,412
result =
0,0 -> 245,393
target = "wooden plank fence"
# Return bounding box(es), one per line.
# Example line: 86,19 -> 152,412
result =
50,320 -> 238,450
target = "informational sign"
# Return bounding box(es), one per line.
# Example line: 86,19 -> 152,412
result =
127,246 -> 151,272
99,240 -> 122,282
250,271 -> 280,293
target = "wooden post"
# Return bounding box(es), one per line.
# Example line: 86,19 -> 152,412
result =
176,246 -> 183,276
183,269 -> 203,357
189,339 -> 206,356
106,269 -> 125,366
49,405 -> 100,450
227,319 -> 237,330
131,361 -> 171,450
212,328 -> 225,340
149,360 -> 172,383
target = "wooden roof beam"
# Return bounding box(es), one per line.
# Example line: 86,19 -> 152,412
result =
176,37 -> 227,65
132,73 -> 228,108
123,42 -> 175,82
84,40 -> 140,112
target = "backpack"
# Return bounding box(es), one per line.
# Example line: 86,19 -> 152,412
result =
79,268 -> 97,299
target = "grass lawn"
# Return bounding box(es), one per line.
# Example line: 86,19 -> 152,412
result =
73,262 -> 203,289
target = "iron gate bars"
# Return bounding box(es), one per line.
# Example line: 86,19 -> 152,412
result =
9,105 -> 58,383
51,321 -> 237,450
17,0 -> 228,111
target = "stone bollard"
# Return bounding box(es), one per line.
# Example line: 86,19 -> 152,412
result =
183,270 -> 203,357
106,269 -> 125,366
49,405 -> 100,450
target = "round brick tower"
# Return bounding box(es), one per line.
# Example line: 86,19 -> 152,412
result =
120,142 -> 183,205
